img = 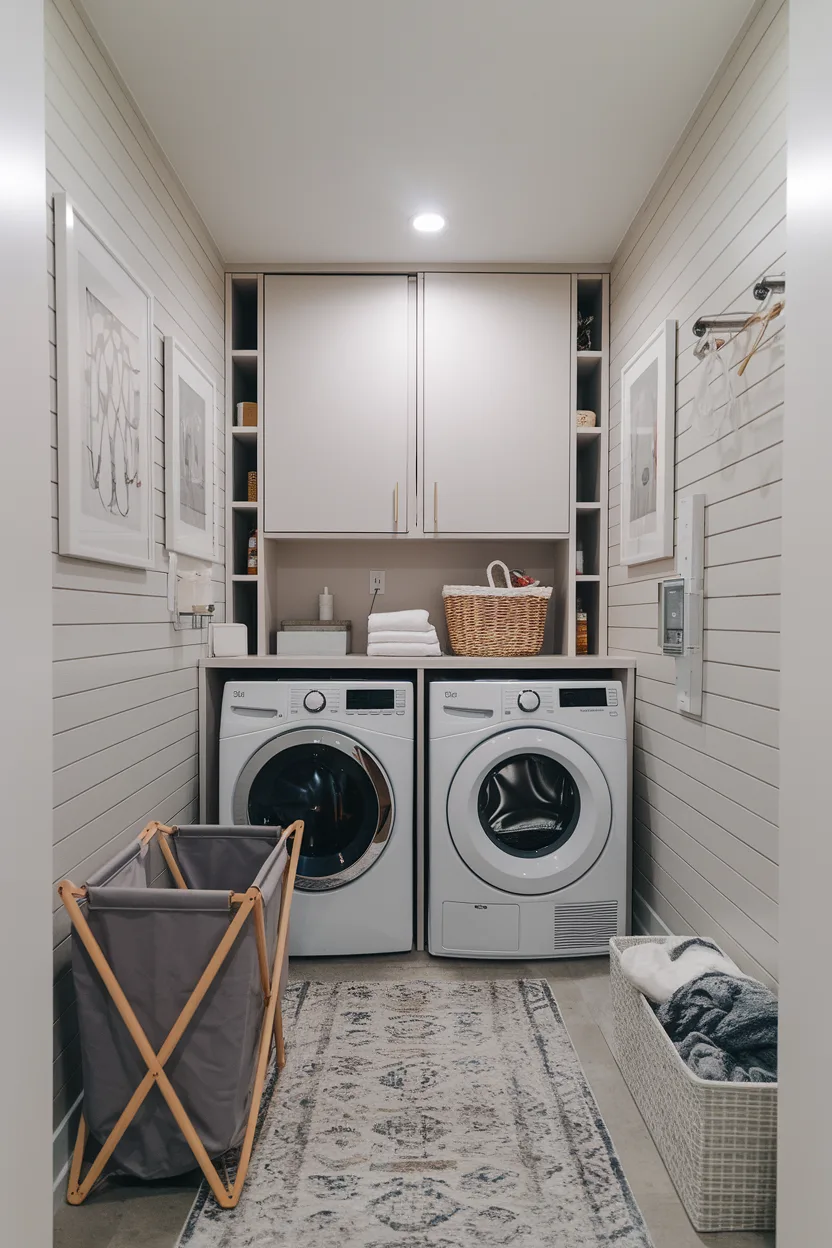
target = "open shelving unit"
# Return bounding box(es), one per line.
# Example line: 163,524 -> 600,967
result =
225,274 -> 265,654
568,273 -> 609,655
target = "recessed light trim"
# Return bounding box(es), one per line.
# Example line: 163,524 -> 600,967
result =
412,212 -> 446,234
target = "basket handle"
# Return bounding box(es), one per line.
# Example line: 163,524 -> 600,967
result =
486,559 -> 512,589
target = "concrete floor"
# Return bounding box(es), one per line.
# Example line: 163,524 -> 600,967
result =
54,953 -> 775,1248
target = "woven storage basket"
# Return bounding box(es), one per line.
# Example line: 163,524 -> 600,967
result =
443,560 -> 552,657
610,936 -> 777,1232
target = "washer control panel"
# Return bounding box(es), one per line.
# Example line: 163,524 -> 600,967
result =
288,684 -> 409,720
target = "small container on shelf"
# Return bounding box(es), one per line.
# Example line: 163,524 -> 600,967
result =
576,599 -> 589,656
246,528 -> 258,575
576,313 -> 594,352
318,586 -> 334,621
247,470 -> 258,502
576,409 -> 597,428
236,401 -> 258,427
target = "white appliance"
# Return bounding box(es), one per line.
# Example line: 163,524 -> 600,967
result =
220,680 -> 414,955
428,680 -> 628,958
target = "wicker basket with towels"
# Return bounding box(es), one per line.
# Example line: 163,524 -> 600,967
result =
443,560 -> 552,657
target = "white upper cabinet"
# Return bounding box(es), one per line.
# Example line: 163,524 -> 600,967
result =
423,273 -> 572,535
263,274 -> 411,534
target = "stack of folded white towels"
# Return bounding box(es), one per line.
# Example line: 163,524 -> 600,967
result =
367,609 -> 441,657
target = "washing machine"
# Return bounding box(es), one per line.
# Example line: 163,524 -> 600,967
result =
428,679 -> 629,958
220,680 -> 413,955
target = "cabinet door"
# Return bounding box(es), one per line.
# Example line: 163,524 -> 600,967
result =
264,275 -> 410,534
423,273 -> 571,535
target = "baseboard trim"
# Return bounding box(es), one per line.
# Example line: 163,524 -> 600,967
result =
53,1091 -> 82,1210
632,891 -> 673,938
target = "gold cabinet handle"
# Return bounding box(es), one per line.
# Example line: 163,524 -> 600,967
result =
433,481 -> 438,532
394,482 -> 399,530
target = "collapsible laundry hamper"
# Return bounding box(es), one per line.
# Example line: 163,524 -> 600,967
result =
58,819 -> 304,1209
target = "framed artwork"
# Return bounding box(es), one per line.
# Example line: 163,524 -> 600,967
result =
54,194 -> 155,569
620,319 -> 677,566
163,337 -> 216,561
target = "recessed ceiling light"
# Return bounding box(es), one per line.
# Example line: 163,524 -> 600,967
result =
412,212 -> 446,234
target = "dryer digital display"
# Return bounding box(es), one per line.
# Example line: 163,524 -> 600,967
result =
559,687 -> 608,708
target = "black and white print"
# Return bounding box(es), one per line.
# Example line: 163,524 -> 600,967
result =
177,375 -> 207,530
54,193 -> 155,568
619,319 -> 676,566
164,336 -> 216,561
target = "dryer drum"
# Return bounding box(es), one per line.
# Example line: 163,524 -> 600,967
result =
478,753 -> 581,858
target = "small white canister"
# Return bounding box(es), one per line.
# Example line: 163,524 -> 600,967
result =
318,586 -> 334,621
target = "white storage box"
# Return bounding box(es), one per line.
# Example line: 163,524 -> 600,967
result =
275,630 -> 350,656
210,623 -> 248,657
610,935 -> 777,1233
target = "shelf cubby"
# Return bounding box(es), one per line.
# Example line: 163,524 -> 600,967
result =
576,356 -> 602,421
576,433 -> 602,504
232,579 -> 259,655
230,506 -> 256,576
575,580 -> 601,656
231,357 -> 258,409
231,278 -> 258,351
577,275 -> 604,353
231,435 -> 258,503
576,507 -> 601,578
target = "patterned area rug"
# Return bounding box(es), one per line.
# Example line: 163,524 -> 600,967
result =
178,979 -> 653,1247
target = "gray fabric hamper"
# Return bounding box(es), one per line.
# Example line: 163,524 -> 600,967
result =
70,825 -> 289,1183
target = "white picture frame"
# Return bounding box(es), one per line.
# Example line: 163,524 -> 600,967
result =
620,319 -> 677,566
163,337 -> 216,561
54,193 -> 155,569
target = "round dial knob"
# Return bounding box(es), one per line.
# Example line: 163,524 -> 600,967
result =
303,689 -> 326,713
517,689 -> 541,713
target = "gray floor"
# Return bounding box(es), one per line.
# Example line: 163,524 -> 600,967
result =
54,954 -> 775,1248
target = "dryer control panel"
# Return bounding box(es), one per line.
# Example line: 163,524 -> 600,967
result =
430,681 -> 626,740
501,683 -> 619,718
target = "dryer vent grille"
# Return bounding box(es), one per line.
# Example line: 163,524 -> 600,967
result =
553,901 -> 619,952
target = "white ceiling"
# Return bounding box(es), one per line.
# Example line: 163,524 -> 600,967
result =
80,0 -> 754,265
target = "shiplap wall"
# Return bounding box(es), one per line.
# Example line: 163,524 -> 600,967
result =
609,0 -> 785,989
46,0 -> 225,1185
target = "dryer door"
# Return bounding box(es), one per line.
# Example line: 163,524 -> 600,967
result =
447,727 -> 611,895
232,728 -> 393,891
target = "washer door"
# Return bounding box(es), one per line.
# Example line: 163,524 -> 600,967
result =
232,728 -> 393,891
447,727 -> 611,895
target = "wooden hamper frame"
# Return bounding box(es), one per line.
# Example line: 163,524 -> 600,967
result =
57,819 -> 304,1208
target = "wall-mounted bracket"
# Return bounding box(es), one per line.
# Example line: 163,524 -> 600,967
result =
167,552 -> 215,632
659,494 -> 705,717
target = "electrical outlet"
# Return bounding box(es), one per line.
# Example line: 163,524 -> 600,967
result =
370,570 -> 385,594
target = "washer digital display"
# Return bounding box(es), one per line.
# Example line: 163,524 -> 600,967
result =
346,689 -> 395,711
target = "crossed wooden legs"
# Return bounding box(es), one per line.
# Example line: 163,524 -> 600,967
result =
59,820 -> 303,1208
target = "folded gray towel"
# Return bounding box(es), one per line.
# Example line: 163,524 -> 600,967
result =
656,970 -> 778,1083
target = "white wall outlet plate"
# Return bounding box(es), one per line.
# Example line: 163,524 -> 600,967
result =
370,570 -> 385,594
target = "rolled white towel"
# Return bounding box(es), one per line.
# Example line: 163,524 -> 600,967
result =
620,937 -> 745,1004
368,609 -> 431,633
368,628 -> 439,646
367,641 -> 442,657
